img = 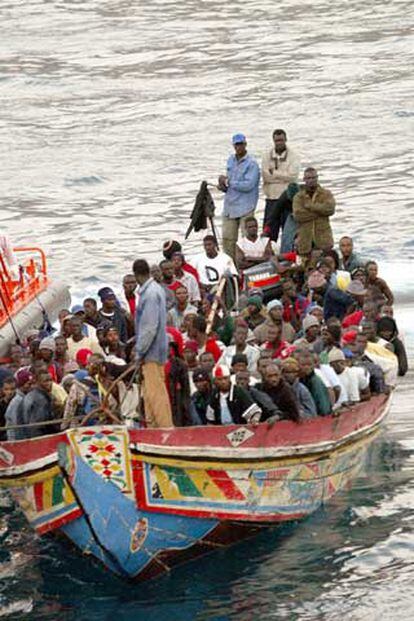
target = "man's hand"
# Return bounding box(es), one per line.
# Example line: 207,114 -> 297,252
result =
218,175 -> 228,192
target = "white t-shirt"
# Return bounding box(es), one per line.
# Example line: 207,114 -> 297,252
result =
316,365 -> 347,409
339,366 -> 370,402
237,236 -> 269,259
191,252 -> 238,286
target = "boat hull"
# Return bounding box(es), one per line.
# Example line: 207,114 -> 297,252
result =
0,395 -> 390,580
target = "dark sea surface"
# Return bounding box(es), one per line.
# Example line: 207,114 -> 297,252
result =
0,0 -> 413,618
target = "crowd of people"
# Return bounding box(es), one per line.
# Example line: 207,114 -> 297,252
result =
0,129 -> 408,439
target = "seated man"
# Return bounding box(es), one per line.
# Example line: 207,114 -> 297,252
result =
328,349 -> 370,404
281,357 -> 317,418
256,362 -> 300,422
360,320 -> 398,388
66,316 -> 104,361
191,235 -> 238,289
5,369 -> 34,441
235,216 -> 272,270
254,298 -> 296,344
171,252 -> 201,304
22,370 -> 58,438
190,368 -> 212,425
241,295 -> 267,330
235,370 -> 282,421
338,236 -> 365,273
206,365 -> 261,425
218,322 -> 260,375
295,350 -> 332,416
261,323 -> 289,360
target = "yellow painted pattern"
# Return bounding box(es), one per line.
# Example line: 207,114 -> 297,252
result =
185,468 -> 226,500
0,464 -> 61,488
153,465 -> 181,500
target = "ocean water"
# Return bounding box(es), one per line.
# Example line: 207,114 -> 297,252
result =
0,0 -> 413,618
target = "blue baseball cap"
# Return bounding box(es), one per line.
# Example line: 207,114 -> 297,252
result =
232,133 -> 247,145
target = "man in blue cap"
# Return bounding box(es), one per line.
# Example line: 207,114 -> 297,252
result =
218,133 -> 260,260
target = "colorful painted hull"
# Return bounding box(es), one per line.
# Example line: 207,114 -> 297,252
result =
0,395 -> 390,580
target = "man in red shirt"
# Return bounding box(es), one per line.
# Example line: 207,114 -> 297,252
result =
261,324 -> 288,359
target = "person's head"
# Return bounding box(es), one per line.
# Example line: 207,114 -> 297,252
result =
376,316 -> 397,342
38,337 -> 56,363
351,267 -> 366,286
257,355 -> 271,379
362,301 -> 378,322
214,364 -> 232,393
171,252 -> 184,273
192,368 -> 211,394
175,284 -> 189,308
328,348 -> 346,375
231,353 -> 248,374
295,350 -> 315,378
234,323 -> 248,347
365,261 -> 378,282
355,332 -> 368,354
9,344 -> 24,366
182,311 -> 198,335
54,335 -> 68,358
322,322 -> 341,346
272,129 -> 287,154
98,288 -> 117,312
323,249 -> 340,271
58,309 -> 71,326
162,240 -> 182,261
1,378 -> 16,402
247,295 -> 262,316
381,305 -> 394,318
183,340 -> 198,366
308,304 -> 324,323
199,351 -> 215,374
160,259 -> 175,283
189,315 -> 207,340
232,133 -> 247,159
132,259 -> 150,286
266,299 -> 283,322
303,167 -> 318,192
106,327 -> 120,345
83,298 -> 97,319
267,323 -> 282,344
264,363 -> 282,388
69,316 -> 83,340
87,353 -> 105,377
339,236 -> 354,259
361,320 -> 377,342
203,235 -> 218,259
123,273 -> 137,297
281,278 -> 296,298
150,264 -> 162,283
36,370 -> 52,394
244,217 -> 258,240
317,257 -> 334,279
302,315 -> 320,342
235,370 -> 250,389
14,368 -> 34,394
281,357 -> 300,385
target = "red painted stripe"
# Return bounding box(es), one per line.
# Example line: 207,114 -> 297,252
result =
33,482 -> 44,512
36,507 -> 83,535
206,469 -> 245,501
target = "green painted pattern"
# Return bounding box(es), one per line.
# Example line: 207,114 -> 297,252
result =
163,466 -> 203,497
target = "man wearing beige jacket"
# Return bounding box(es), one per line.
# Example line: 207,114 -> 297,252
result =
261,129 -> 300,242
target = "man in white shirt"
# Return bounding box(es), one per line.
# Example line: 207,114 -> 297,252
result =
261,129 -> 300,243
191,235 -> 238,289
235,216 -> 273,270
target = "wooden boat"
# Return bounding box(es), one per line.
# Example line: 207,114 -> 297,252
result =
0,246 -> 70,356
0,393 -> 390,581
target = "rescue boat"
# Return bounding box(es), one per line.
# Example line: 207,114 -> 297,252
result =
0,246 -> 70,356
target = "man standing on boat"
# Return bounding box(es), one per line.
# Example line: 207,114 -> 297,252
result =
261,129 -> 300,242
292,167 -> 336,265
133,259 -> 173,428
218,133 -> 260,260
